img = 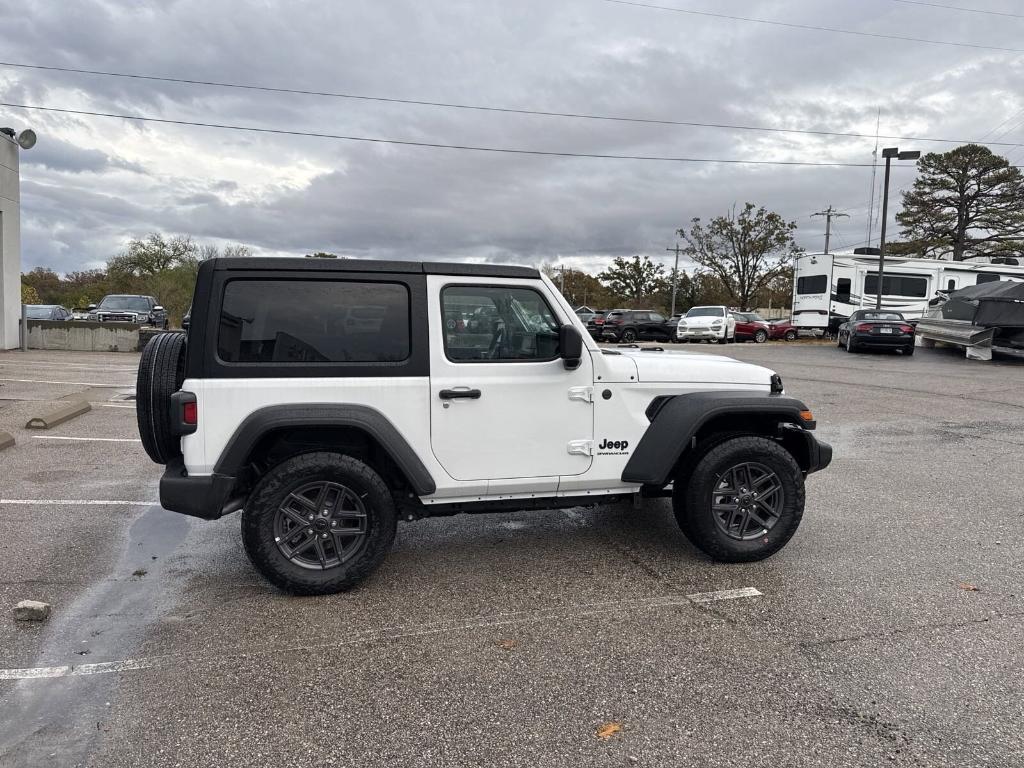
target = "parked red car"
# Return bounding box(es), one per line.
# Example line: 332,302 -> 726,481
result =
730,311 -> 771,343
768,319 -> 800,341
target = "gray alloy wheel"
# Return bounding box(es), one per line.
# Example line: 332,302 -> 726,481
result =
754,329 -> 768,344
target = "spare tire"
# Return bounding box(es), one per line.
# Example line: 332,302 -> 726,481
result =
136,331 -> 187,464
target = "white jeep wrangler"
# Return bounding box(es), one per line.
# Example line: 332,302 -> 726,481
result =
137,257 -> 831,595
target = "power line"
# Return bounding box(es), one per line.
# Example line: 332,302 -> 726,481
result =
0,101 -> 929,167
891,0 -> 1024,19
2,60 -> 1024,149
601,0 -> 1024,53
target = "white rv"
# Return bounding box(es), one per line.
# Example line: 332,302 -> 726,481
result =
791,250 -> 1024,332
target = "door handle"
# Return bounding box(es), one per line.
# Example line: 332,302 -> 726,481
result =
439,388 -> 482,400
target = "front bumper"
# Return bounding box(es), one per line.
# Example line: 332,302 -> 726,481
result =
159,458 -> 243,520
677,329 -> 724,340
782,428 -> 833,475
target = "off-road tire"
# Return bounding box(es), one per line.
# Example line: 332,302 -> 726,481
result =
242,452 -> 397,595
754,329 -> 768,344
136,331 -> 186,464
673,436 -> 804,563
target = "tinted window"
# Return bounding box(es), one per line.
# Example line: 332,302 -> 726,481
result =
864,273 -> 927,298
650,313 -> 665,323
99,296 -> 151,311
218,279 -> 410,364
836,278 -> 851,303
26,306 -> 55,319
686,306 -> 725,318
977,273 -> 1001,284
442,285 -> 560,362
855,311 -> 904,321
797,275 -> 828,294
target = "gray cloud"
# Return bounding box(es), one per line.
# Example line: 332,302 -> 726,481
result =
2,0 -> 1022,274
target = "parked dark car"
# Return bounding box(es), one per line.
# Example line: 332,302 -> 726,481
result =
768,319 -> 800,341
585,311 -> 606,340
88,295 -> 168,328
837,310 -> 915,355
601,309 -> 673,343
24,304 -> 72,321
731,311 -> 771,343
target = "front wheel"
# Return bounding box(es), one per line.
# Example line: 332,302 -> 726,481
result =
673,436 -> 804,562
242,452 -> 397,595
753,329 -> 768,344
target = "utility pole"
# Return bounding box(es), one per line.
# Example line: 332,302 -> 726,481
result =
555,264 -> 567,296
666,244 -> 683,316
811,206 -> 849,254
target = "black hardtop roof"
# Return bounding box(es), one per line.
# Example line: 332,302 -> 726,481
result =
208,256 -> 540,279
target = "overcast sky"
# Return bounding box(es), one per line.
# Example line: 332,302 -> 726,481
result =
2,0 -> 1022,276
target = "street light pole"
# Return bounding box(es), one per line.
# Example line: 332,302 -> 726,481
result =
876,147 -> 920,310
666,244 -> 682,316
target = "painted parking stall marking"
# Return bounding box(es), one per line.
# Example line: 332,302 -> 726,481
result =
0,499 -> 157,506
31,436 -> 142,443
686,587 -> 763,603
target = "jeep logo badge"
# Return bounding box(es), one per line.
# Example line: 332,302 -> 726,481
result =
597,438 -> 629,454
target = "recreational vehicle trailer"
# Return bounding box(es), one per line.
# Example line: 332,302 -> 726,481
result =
791,250 -> 1024,333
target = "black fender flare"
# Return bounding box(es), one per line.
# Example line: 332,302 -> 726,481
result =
214,404 -> 436,495
621,391 -> 814,486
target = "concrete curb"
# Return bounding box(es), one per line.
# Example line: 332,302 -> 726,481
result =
0,431 -> 14,451
25,401 -> 92,430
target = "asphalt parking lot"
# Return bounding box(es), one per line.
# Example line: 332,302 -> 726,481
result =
1,342 -> 1022,767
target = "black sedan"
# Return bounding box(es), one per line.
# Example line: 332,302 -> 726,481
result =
837,310 -> 915,355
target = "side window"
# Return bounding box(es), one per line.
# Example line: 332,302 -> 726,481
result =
836,278 -> 851,303
977,273 -> 1000,284
442,285 -> 560,362
947,279 -> 956,291
217,279 -> 410,363
632,312 -> 648,322
650,313 -> 665,323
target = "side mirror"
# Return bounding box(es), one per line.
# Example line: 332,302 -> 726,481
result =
559,324 -> 583,370
87,304 -> 97,310
153,305 -> 165,312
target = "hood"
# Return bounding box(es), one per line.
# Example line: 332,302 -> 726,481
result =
600,348 -> 775,386
680,315 -> 725,328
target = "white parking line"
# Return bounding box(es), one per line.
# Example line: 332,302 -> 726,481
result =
94,403 -> 136,409
0,377 -> 131,387
32,436 -> 141,443
686,587 -> 762,603
0,499 -> 157,506
0,658 -> 157,680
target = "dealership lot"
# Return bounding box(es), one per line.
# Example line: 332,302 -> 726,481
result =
1,344 -> 1022,767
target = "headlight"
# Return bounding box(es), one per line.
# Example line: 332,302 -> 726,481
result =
677,322 -> 687,329
87,313 -> 98,321
711,322 -> 722,328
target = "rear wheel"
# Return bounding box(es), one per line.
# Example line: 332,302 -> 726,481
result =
136,331 -> 186,464
845,334 -> 857,353
673,436 -> 804,563
621,328 -> 637,343
242,452 -> 397,595
903,345 -> 915,356
784,330 -> 797,341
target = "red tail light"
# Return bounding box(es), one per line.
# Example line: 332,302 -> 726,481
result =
856,323 -> 873,332
899,324 -> 914,334
183,401 -> 197,425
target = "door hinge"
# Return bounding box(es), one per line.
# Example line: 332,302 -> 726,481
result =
567,439 -> 595,456
568,386 -> 594,403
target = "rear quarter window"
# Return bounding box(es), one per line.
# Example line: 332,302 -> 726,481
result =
217,279 -> 410,364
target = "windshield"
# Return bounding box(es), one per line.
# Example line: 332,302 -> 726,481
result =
26,306 -> 56,319
98,296 -> 150,311
686,307 -> 724,318
746,313 -> 765,322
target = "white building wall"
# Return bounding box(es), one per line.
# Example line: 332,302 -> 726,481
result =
0,135 -> 21,350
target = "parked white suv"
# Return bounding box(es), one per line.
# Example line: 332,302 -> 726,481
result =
136,258 -> 831,595
676,305 -> 737,344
